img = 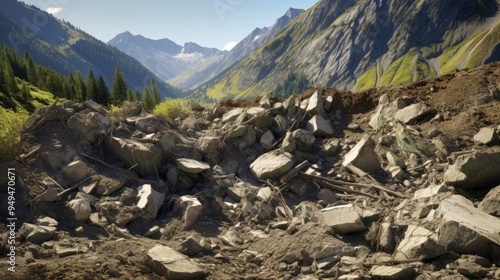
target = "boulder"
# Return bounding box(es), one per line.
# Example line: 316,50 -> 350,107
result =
176,158 -> 210,173
137,184 -> 165,221
393,225 -> 446,261
271,115 -> 288,138
394,102 -> 430,124
66,198 -> 92,223
146,245 -> 205,280
197,137 -> 222,165
250,150 -> 294,180
222,107 -> 245,123
282,129 -> 315,153
370,265 -> 413,280
108,137 -> 164,176
478,185 -> 500,217
369,94 -> 400,130
306,91 -> 325,116
67,112 -> 110,144
435,195 -> 500,255
177,196 -> 203,229
473,127 -> 497,145
342,136 -> 382,173
83,99 -> 107,115
306,114 -> 334,136
443,151 -> 500,189
18,223 -> 56,244
320,204 -> 366,234
61,160 -> 90,184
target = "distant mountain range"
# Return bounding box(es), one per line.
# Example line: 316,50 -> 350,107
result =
0,0 -> 183,98
108,32 -> 224,81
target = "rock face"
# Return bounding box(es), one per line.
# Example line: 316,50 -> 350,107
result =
108,137 -> 164,176
342,136 -> 382,173
250,150 -> 294,180
320,204 -> 366,234
443,151 -> 500,189
145,245 -> 205,280
435,195 -> 500,254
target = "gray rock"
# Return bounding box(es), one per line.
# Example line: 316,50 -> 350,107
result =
320,204 -> 366,234
260,130 -> 275,149
250,150 -> 294,180
227,125 -> 247,138
282,129 -> 315,153
257,187 -> 273,202
146,245 -> 205,280
97,175 -> 127,196
55,245 -> 80,258
271,115 -> 288,138
67,112 -> 110,144
369,94 -> 399,130
473,127 -> 497,145
61,160 -> 90,185
370,265 -> 413,280
443,151 -> 500,189
108,137 -> 164,176
435,195 -> 500,254
393,225 -> 446,261
143,225 -> 161,238
89,213 -> 108,227
176,236 -> 210,256
197,137 -> 222,165
221,227 -> 243,246
394,102 -> 430,124
342,136 -> 382,173
478,185 -> 500,216
177,196 -> 203,229
306,91 -> 325,116
83,99 -> 107,115
176,158 -> 210,173
222,107 -> 245,123
18,223 -> 56,244
36,216 -> 58,227
66,198 -> 91,223
306,114 -> 334,136
137,184 -> 165,221
457,262 -> 489,278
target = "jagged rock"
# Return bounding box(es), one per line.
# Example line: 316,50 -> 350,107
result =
197,137 -> 222,165
143,225 -> 161,238
318,189 -> 337,204
457,262 -> 489,278
478,185 -> 500,216
394,122 -> 433,158
97,176 -> 127,196
316,255 -> 341,270
271,115 -> 288,138
89,213 -> 108,227
253,114 -> 274,131
159,132 -> 176,154
306,91 -> 325,116
413,184 -> 449,200
177,196 -> 203,229
321,139 -> 340,156
282,129 -> 315,153
36,216 -> 58,227
320,204 -> 366,234
435,195 -> 500,254
393,225 -> 446,260
386,151 -> 405,168
176,236 -> 210,256
369,94 -> 400,130
260,130 -> 275,149
18,223 -> 56,244
257,187 -> 273,201
115,206 -> 141,227
239,126 -> 257,150
146,245 -> 205,280
67,112 -> 110,144
221,227 -> 243,246
250,150 -> 294,180
137,184 -> 165,221
76,192 -> 97,207
370,265 -> 413,280
66,198 -> 92,223
61,160 -> 90,185
222,108 -> 245,123
306,114 -> 334,136
473,127 -> 497,145
395,102 -> 430,124
443,151 -> 500,189
83,99 -> 107,115
40,186 -> 59,202
342,136 -> 382,173
108,137 -> 164,176
176,158 -> 210,173
227,125 -> 247,138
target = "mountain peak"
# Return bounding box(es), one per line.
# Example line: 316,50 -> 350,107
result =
285,7 -> 304,18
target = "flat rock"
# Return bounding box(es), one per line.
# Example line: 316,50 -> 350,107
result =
443,151 -> 500,189
306,114 -> 334,136
395,102 -> 430,124
55,245 -> 80,258
473,127 -> 497,145
250,150 -> 294,180
18,223 -> 56,244
478,185 -> 500,216
393,225 -> 446,261
370,265 -> 413,280
222,107 -> 245,123
137,184 -> 165,221
176,158 -> 210,174
342,136 -> 382,173
108,137 -> 163,176
146,245 -> 205,280
320,204 -> 366,234
435,195 -> 500,254
457,262 -> 489,278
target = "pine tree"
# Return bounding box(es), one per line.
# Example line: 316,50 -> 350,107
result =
3,58 -> 18,95
25,56 -> 37,85
96,75 -> 110,105
20,83 -> 30,101
111,67 -> 128,105
142,88 -> 154,110
134,90 -> 141,102
86,70 -> 98,101
126,88 -> 134,101
75,71 -> 87,102
151,79 -> 162,106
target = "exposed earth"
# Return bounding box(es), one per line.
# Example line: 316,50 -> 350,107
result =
1,63 -> 500,280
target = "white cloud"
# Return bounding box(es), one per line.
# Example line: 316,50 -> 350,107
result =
223,41 -> 238,51
46,7 -> 63,15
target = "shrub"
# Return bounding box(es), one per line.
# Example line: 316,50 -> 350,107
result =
153,98 -> 187,121
107,101 -> 142,121
0,108 -> 26,163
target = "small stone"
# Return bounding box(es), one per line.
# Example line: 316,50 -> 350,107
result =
395,102 -> 430,124
306,91 -> 325,116
136,184 -> 165,220
473,127 -> 497,145
342,136 -> 382,173
306,115 -> 334,136
143,226 -> 161,238
320,204 -> 366,234
478,185 -> 500,217
61,160 -> 90,184
176,158 -> 211,174
66,198 -> 91,223
145,245 -> 205,280
177,196 -> 203,229
457,262 -> 489,278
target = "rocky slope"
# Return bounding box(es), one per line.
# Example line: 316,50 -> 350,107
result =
168,8 -> 304,90
1,63 -> 500,279
108,32 -> 224,81
198,0 -> 500,100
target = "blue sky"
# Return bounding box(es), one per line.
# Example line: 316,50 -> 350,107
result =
22,0 -> 318,50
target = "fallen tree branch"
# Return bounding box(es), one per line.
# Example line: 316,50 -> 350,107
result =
265,180 -> 294,219
57,177 -> 92,198
279,160 -> 310,184
80,153 -> 124,171
301,175 -> 379,199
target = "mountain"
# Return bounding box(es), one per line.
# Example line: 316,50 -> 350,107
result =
108,32 -> 224,81
195,0 -> 500,100
168,8 -> 305,90
0,0 -> 183,98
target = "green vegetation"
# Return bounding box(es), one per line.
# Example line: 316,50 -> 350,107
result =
355,65 -> 378,92
440,31 -> 486,73
153,99 -> 187,121
274,72 -> 310,98
0,108 -> 26,162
